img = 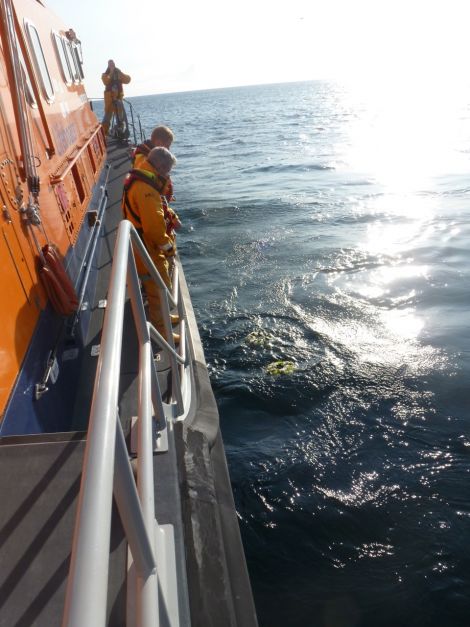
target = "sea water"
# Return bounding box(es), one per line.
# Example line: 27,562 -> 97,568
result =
126,81 -> 470,627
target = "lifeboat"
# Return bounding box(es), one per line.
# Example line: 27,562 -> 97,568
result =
0,1 -> 257,625
0,0 -> 106,428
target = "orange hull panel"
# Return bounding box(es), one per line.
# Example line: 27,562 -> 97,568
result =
0,0 -> 107,416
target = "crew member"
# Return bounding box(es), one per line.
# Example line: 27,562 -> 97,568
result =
133,126 -> 174,168
101,60 -> 131,135
132,125 -> 181,234
122,147 -> 179,342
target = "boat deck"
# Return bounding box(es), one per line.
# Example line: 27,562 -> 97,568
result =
0,138 -> 257,627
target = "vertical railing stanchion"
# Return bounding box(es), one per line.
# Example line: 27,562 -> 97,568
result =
136,338 -> 159,626
161,289 -> 184,413
126,245 -> 167,425
130,229 -> 185,412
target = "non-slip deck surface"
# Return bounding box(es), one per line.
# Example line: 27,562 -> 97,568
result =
0,433 -> 127,627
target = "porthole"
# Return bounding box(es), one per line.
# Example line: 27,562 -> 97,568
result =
24,20 -> 54,102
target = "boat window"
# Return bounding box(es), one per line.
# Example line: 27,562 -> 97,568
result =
25,21 -> 54,102
64,40 -> 80,83
52,32 -> 73,85
74,41 -> 83,65
72,45 -> 85,81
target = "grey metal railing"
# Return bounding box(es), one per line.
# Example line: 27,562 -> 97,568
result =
122,98 -> 146,144
62,220 -> 186,627
89,96 -> 146,144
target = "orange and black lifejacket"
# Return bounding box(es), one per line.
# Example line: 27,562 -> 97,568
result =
133,140 -> 153,160
122,169 -> 178,236
131,144 -> 175,202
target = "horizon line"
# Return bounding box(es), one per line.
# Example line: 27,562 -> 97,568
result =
87,77 -> 340,101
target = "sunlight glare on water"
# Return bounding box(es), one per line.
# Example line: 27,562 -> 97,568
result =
339,79 -> 470,188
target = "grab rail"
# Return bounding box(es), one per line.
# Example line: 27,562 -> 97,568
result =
62,220 -> 186,627
50,125 -> 103,184
122,97 -> 146,145
89,96 -> 146,145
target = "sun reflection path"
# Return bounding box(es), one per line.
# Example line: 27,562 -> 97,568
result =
290,79 -> 466,382
300,256 -> 447,375
337,79 -> 470,191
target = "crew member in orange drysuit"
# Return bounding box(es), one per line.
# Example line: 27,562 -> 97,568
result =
122,147 -> 179,342
101,59 -> 131,135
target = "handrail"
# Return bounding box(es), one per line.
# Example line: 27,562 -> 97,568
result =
129,227 -> 185,413
62,220 -> 187,627
50,124 -> 103,183
89,96 -> 146,145
122,97 -> 146,145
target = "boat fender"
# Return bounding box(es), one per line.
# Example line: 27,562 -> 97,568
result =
38,244 -> 79,316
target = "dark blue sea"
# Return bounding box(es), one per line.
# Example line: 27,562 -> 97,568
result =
127,81 -> 470,627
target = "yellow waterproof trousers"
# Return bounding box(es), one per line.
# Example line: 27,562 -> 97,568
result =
101,93 -> 124,135
139,254 -> 172,338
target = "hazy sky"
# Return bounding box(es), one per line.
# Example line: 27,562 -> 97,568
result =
45,0 -> 470,97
